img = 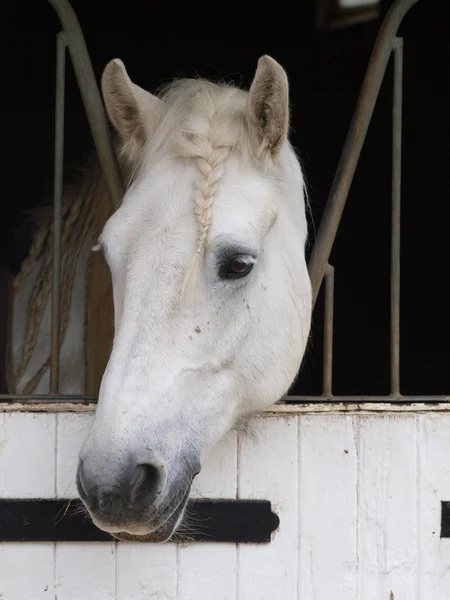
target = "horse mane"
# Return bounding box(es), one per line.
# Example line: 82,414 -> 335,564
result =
13,75 -> 285,395
12,157 -> 117,394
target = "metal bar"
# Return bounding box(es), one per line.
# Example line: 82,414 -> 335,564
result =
50,32 -> 66,394
390,37 -> 403,397
0,499 -> 279,544
322,264 -> 335,396
308,0 -> 422,306
48,0 -> 123,210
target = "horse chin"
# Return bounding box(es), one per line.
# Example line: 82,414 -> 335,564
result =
110,487 -> 191,543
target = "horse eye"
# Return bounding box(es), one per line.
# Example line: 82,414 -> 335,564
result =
230,258 -> 251,274
220,256 -> 254,280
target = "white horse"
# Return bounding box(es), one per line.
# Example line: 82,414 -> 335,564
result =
11,55 -> 312,541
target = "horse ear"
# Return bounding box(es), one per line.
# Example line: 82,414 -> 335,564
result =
101,59 -> 163,153
247,55 -> 289,159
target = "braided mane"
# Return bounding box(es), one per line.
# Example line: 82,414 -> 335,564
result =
152,79 -> 256,298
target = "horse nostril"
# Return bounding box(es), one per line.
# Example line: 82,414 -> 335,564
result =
129,463 -> 164,505
77,458 -> 166,512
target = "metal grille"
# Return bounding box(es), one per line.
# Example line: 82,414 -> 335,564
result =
1,0 -> 446,406
290,0 -> 448,404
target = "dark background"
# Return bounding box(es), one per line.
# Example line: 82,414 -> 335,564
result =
1,0 -> 448,398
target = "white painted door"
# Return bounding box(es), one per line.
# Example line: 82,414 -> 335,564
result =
1,408 -> 450,600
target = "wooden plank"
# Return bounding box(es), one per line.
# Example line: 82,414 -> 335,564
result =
54,543 -> 116,600
177,431 -> 237,600
357,415 -> 418,600
0,544 -> 55,600
0,402 -> 97,413
0,413 -> 56,599
54,413 -> 116,600
298,414 -> 358,599
56,413 -> 93,497
237,415 -> 298,600
190,430 -> 237,500
177,542 -> 237,600
0,412 -> 56,497
116,543 -> 177,600
3,401 -> 450,415
418,414 -> 450,600
262,402 -> 450,415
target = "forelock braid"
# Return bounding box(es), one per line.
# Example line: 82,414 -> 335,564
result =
193,140 -> 230,253
181,136 -> 231,302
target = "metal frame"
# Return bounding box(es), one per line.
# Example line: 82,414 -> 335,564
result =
48,0 -> 123,211
2,0 -> 446,407
295,0 -> 448,405
0,498 -> 280,543
2,0 -> 122,405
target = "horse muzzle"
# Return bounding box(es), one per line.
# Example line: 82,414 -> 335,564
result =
76,453 -> 198,540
